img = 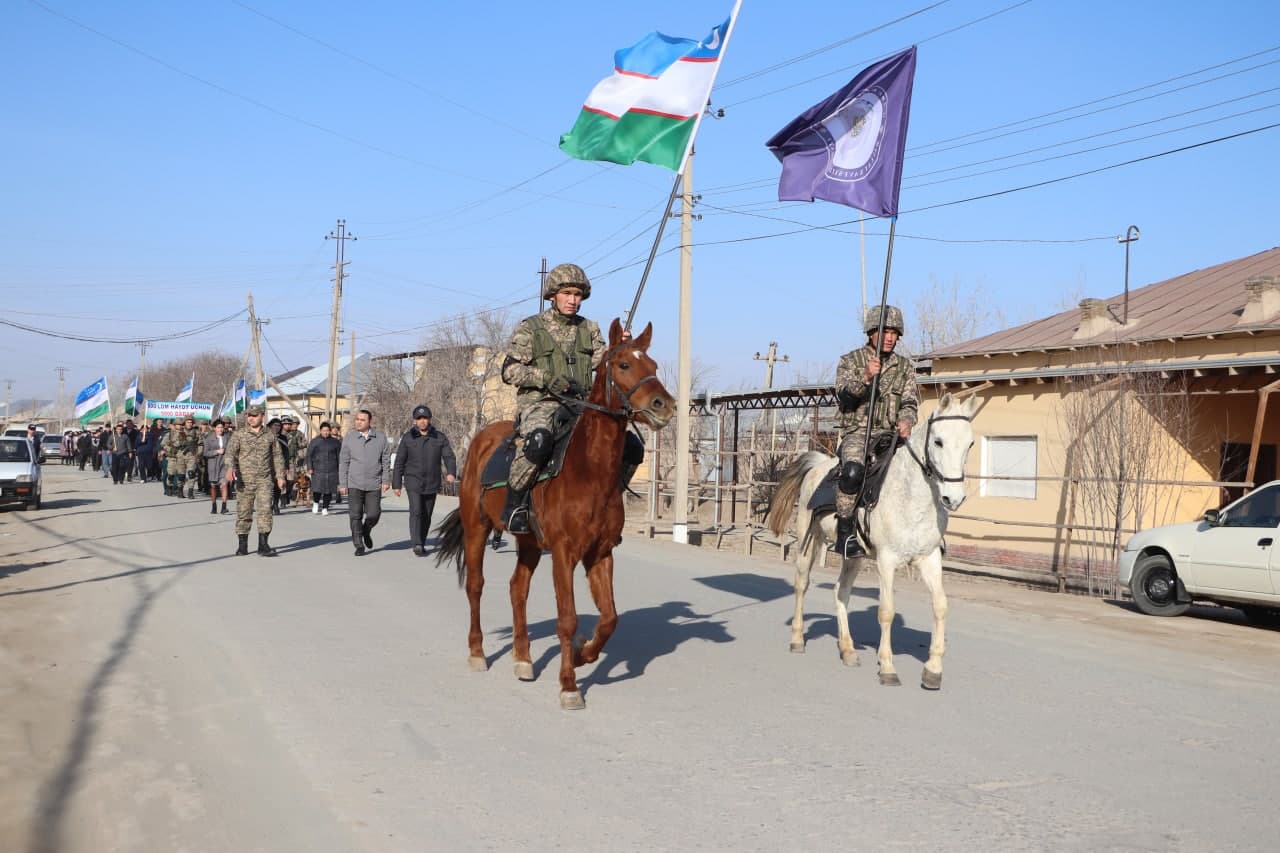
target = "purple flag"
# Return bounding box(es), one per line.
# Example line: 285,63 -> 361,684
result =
766,46 -> 917,217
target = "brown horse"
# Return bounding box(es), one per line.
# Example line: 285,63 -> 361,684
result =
435,319 -> 674,710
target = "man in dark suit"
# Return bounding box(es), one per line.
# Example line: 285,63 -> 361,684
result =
391,405 -> 457,556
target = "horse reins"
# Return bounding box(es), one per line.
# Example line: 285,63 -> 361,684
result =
903,413 -> 972,485
548,339 -> 661,421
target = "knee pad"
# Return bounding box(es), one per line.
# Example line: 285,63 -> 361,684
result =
838,460 -> 865,495
523,428 -> 554,466
623,431 -> 646,465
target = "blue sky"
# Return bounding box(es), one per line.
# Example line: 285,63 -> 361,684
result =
6,0 -> 1279,404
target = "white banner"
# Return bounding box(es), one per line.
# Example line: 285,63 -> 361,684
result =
142,401 -> 214,421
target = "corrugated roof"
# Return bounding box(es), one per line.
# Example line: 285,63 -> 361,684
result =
928,247 -> 1280,358
267,353 -> 373,398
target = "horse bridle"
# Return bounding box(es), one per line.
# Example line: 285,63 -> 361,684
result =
549,339 -> 661,421
904,413 -> 972,485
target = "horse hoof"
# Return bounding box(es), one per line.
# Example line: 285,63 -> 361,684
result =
921,669 -> 943,690
789,642 -> 805,654
560,691 -> 586,711
879,671 -> 901,687
513,661 -> 535,681
840,650 -> 860,667
467,656 -> 488,672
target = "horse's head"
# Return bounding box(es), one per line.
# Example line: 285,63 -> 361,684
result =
923,392 -> 979,512
596,319 -> 674,429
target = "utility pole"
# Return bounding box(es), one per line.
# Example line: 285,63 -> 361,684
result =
55,367 -> 68,432
247,293 -> 267,390
754,342 -> 790,453
673,152 -> 699,546
325,219 -> 356,424
536,256 -> 549,305
349,331 -> 357,430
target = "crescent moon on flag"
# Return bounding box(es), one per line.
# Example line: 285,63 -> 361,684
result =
705,27 -> 721,50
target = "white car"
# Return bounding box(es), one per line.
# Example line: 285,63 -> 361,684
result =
0,436 -> 42,510
1118,481 -> 1280,627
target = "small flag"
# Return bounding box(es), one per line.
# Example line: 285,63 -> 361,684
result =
74,377 -> 111,424
248,387 -> 268,407
559,17 -> 731,171
234,379 -> 246,413
176,372 -> 195,403
124,376 -> 140,415
766,46 -> 917,217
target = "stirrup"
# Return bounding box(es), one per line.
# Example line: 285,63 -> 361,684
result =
506,503 -> 531,534
830,533 -> 866,558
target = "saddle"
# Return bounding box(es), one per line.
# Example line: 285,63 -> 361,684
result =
806,431 -> 899,514
480,402 -> 581,491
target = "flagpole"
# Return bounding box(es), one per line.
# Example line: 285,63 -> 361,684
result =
859,216 -> 898,481
622,0 -> 744,332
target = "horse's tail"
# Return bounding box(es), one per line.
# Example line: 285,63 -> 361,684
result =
433,508 -> 467,587
766,452 -> 825,537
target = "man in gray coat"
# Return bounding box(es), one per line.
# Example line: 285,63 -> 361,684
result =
338,409 -> 390,557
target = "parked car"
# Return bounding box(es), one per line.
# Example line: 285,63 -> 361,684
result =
1117,481 -> 1280,627
0,436 -> 42,510
40,434 -> 63,461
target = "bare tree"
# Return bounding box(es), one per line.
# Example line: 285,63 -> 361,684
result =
112,350 -> 250,417
1056,365 -> 1198,593
910,274 -> 1006,356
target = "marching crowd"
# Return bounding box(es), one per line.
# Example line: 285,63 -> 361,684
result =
48,404 -> 458,558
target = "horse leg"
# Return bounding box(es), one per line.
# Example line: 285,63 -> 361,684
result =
789,529 -> 816,654
918,549 -> 948,690
463,524 -> 490,672
833,552 -> 863,667
550,547 -> 585,710
876,552 -> 901,686
509,537 -> 543,681
576,548 -> 616,666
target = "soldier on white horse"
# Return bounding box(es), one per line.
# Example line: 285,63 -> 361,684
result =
831,304 -> 919,557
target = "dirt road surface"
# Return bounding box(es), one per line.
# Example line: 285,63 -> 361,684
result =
3,466 -> 1278,851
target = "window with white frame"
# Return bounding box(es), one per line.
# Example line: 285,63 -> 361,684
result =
981,436 -> 1038,499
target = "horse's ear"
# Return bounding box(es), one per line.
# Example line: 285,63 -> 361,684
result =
608,318 -> 624,346
938,392 -> 954,411
633,322 -> 653,350
963,394 -> 980,418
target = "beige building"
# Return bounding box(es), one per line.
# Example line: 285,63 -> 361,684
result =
920,247 -> 1280,583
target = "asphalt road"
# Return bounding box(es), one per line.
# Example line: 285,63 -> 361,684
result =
3,465 -> 1279,852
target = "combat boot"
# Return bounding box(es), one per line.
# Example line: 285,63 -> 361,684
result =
257,533 -> 278,557
830,514 -> 866,558
503,489 -> 531,534
235,534 -> 249,556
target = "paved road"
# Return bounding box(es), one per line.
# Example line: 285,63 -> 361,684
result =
3,466 -> 1278,852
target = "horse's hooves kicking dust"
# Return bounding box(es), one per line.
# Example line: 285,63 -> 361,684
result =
879,671 -> 902,686
560,691 -> 586,711
921,669 -> 943,690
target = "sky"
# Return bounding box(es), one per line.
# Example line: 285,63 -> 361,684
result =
5,0 -> 1280,409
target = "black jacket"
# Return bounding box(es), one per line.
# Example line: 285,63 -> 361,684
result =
391,425 -> 457,494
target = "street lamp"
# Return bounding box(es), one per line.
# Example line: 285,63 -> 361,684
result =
1118,225 -> 1140,324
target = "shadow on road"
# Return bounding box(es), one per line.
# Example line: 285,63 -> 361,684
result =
692,572 -> 793,602
10,515 -> 231,853
795,608 -> 933,662
491,601 -> 734,691
35,497 -> 100,511
274,535 -> 352,554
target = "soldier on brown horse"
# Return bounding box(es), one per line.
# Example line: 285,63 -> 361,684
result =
435,318 -> 673,709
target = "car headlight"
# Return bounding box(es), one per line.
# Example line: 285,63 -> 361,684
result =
15,474 -> 32,483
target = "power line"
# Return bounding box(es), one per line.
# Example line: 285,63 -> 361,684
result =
0,309 -> 248,344
718,0 -> 951,89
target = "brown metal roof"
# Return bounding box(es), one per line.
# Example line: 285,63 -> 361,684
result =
928,247 -> 1280,358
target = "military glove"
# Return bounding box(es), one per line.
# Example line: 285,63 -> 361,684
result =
548,376 -> 582,396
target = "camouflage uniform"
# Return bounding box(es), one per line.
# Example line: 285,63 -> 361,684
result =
162,426 -> 200,497
226,420 -> 284,535
834,307 -> 919,519
501,277 -> 606,492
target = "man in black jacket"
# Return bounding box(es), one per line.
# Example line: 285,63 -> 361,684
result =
391,404 -> 457,556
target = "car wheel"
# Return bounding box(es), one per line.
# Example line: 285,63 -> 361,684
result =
1240,604 -> 1280,628
1130,553 -> 1190,617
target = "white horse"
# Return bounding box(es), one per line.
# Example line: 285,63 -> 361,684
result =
765,393 -> 978,689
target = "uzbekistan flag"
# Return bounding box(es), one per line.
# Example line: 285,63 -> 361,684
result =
560,17 -> 730,171
176,372 -> 195,403
234,379 -> 247,413
124,376 -> 140,415
248,388 -> 268,407
75,377 -> 111,424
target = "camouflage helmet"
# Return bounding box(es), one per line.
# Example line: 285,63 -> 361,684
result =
542,263 -> 591,300
864,304 -> 906,336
